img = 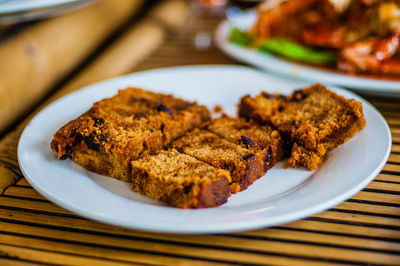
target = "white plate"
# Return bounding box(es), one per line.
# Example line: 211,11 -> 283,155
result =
18,65 -> 391,233
215,11 -> 400,96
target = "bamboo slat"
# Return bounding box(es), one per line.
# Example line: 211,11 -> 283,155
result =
239,229 -> 400,252
366,181 -> 400,192
388,153 -> 400,162
391,144 -> 400,153
0,237 -> 207,266
0,244 -> 138,266
352,191 -> 400,204
4,186 -> 47,200
0,257 -> 45,266
0,195 -> 73,215
375,173 -> 400,183
391,127 -> 400,135
314,211 -> 400,228
382,112 -> 400,120
333,201 -> 400,216
282,219 -> 400,239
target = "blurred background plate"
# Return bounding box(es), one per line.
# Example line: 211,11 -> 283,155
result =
0,0 -> 96,24
215,11 -> 400,97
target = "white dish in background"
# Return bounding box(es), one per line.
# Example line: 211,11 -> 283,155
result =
0,0 -> 95,24
18,65 -> 391,233
215,11 -> 400,96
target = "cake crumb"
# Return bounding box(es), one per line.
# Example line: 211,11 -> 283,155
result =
214,105 -> 223,113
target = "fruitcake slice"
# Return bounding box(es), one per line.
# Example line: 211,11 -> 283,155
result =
51,87 -> 210,182
239,83 -> 366,170
206,115 -> 285,170
94,87 -> 210,142
172,129 -> 267,193
131,150 -> 231,208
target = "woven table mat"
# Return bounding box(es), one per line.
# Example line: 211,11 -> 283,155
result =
0,1 -> 399,265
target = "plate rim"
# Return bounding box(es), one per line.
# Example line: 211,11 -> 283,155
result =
0,0 -> 86,14
17,65 -> 392,233
215,16 -> 400,94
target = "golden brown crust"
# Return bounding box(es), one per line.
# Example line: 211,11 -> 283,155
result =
239,83 -> 366,170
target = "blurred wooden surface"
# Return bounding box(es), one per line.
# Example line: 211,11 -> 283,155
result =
0,1 -> 399,265
0,0 -> 144,134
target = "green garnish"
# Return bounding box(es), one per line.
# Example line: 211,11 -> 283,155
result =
230,27 -> 254,46
229,27 -> 336,65
259,38 -> 336,65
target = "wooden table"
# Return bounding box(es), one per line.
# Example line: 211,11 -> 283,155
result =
0,1 -> 399,265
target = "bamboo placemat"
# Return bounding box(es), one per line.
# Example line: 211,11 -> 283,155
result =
0,1 -> 399,265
